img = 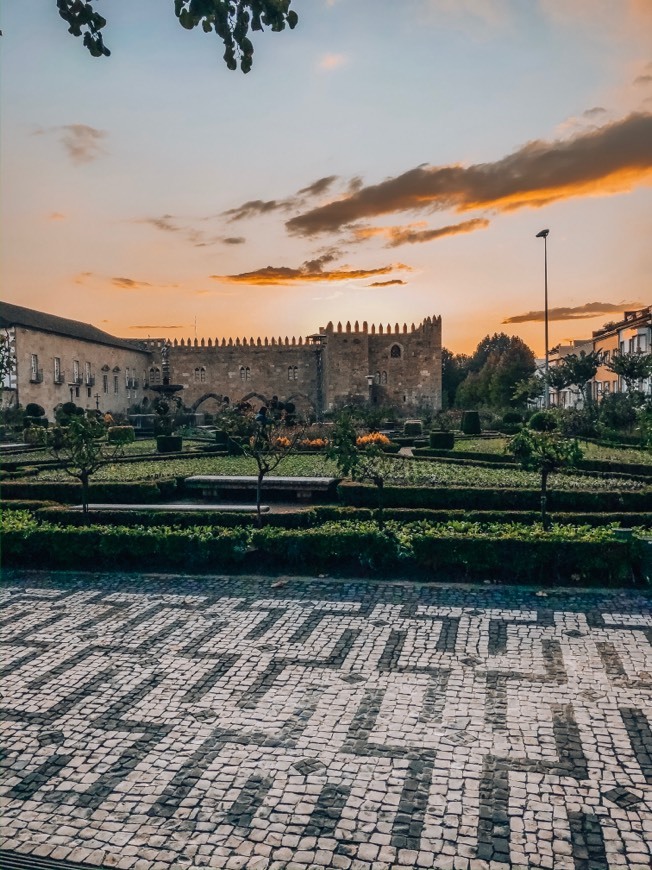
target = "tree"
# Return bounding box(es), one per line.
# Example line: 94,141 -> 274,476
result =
455,335 -> 536,410
468,333 -> 513,373
441,348 -> 469,408
216,403 -> 304,527
44,413 -> 125,517
545,365 -> 572,407
506,428 -> 582,530
605,351 -> 652,394
511,375 -> 545,408
56,0 -> 298,72
558,350 -> 600,406
327,412 -> 403,529
0,329 -> 15,401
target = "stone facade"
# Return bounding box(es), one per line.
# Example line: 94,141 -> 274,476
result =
1,303 -> 151,418
1,303 -> 442,418
144,315 -> 442,416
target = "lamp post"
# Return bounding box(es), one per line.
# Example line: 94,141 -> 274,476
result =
366,374 -> 374,405
536,229 -> 550,408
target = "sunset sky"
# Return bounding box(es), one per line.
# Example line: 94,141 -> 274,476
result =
2,0 -> 651,355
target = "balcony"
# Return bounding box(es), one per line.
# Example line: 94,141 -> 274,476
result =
54,370 -> 66,385
73,375 -> 83,385
127,378 -> 139,389
85,376 -> 95,387
29,369 -> 44,384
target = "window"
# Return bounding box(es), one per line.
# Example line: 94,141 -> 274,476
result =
194,367 -> 206,382
287,366 -> 298,381
85,361 -> 92,385
390,344 -> 401,358
54,357 -> 61,383
29,354 -> 42,383
73,360 -> 80,383
240,366 -> 250,381
114,375 -> 119,394
381,371 -> 388,385
103,374 -> 109,394
125,367 -> 130,387
374,371 -> 380,384
149,367 -> 161,385
246,367 -> 250,381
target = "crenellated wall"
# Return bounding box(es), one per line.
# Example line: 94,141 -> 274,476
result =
144,315 -> 442,414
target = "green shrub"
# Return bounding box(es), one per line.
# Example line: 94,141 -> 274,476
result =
502,411 -> 523,425
461,411 -> 481,435
108,425 -> 136,444
529,411 -> 557,432
0,479 -> 174,504
337,481 -> 651,512
25,403 -> 45,418
156,435 -> 183,454
215,429 -> 229,447
404,420 -> 423,437
429,431 -> 455,450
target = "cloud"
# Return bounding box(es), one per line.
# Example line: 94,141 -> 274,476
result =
48,212 -> 66,221
73,271 -> 94,285
368,279 -> 408,287
139,215 -> 242,247
211,259 -> 411,287
287,112 -> 652,236
318,53 -> 347,71
297,176 -> 338,197
353,217 -> 490,247
127,325 -> 186,330
635,74 -> 652,86
223,175 -> 342,223
111,277 -> 153,290
34,124 -> 107,164
503,301 -> 645,324
583,107 -> 607,118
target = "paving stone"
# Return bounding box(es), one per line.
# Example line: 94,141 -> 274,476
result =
1,572 -> 651,869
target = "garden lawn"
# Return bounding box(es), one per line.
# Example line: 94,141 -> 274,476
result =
30,454 -> 649,491
454,437 -> 651,465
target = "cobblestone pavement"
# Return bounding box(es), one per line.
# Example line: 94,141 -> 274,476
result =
1,571 -> 651,870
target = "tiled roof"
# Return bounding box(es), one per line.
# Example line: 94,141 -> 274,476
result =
0,301 -> 150,354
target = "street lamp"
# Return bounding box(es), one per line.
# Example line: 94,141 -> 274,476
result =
366,374 -> 374,405
536,229 -> 550,408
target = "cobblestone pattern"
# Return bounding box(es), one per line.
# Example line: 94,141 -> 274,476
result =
1,573 -> 651,870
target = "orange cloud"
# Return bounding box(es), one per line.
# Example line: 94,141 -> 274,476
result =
287,113 -> 652,236
368,279 -> 408,287
48,212 -> 66,221
353,218 -> 490,246
212,262 -> 410,287
503,301 -> 645,324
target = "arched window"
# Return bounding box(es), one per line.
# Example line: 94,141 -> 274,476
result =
149,367 -> 161,385
293,366 -> 298,381
194,367 -> 201,382
374,371 -> 380,384
194,366 -> 207,383
288,366 -> 294,381
240,366 -> 246,381
381,371 -> 388,385
201,367 -> 206,382
390,344 -> 402,358
246,367 -> 251,381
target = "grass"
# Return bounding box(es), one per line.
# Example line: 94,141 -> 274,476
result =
30,453 -> 649,491
454,437 -> 651,465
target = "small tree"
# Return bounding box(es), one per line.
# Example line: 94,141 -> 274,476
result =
328,413 -> 403,528
506,428 -> 582,529
558,350 -> 600,407
545,366 -> 572,407
216,404 -> 305,527
0,329 -> 15,406
45,413 -> 125,517
605,351 -> 652,394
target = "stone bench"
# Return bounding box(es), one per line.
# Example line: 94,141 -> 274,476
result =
185,475 -> 339,502
73,503 -> 270,513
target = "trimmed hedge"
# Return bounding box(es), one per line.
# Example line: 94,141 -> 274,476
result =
0,479 -> 177,504
461,411 -> 481,435
2,513 -> 644,584
337,482 -> 652,512
157,435 -> 183,454
28,504 -> 651,529
429,431 -> 455,450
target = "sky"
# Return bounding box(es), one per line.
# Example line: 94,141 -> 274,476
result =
1,0 -> 651,356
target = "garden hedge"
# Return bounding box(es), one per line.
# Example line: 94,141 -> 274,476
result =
412,448 -> 652,477
337,482 -> 652,512
0,479 -> 177,504
2,514 -> 645,584
32,505 -> 651,529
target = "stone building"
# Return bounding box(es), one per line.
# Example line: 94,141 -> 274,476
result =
0,302 -> 151,417
144,316 -> 442,417
1,302 -> 442,418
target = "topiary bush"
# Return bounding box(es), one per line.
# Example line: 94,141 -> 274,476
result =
108,425 -> 135,444
25,403 -> 45,418
429,431 -> 455,450
461,411 -> 481,435
156,435 -> 183,454
404,419 -> 423,437
528,411 -> 558,432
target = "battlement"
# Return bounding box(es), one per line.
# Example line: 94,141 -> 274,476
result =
320,316 -> 441,336
141,335 -> 313,351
